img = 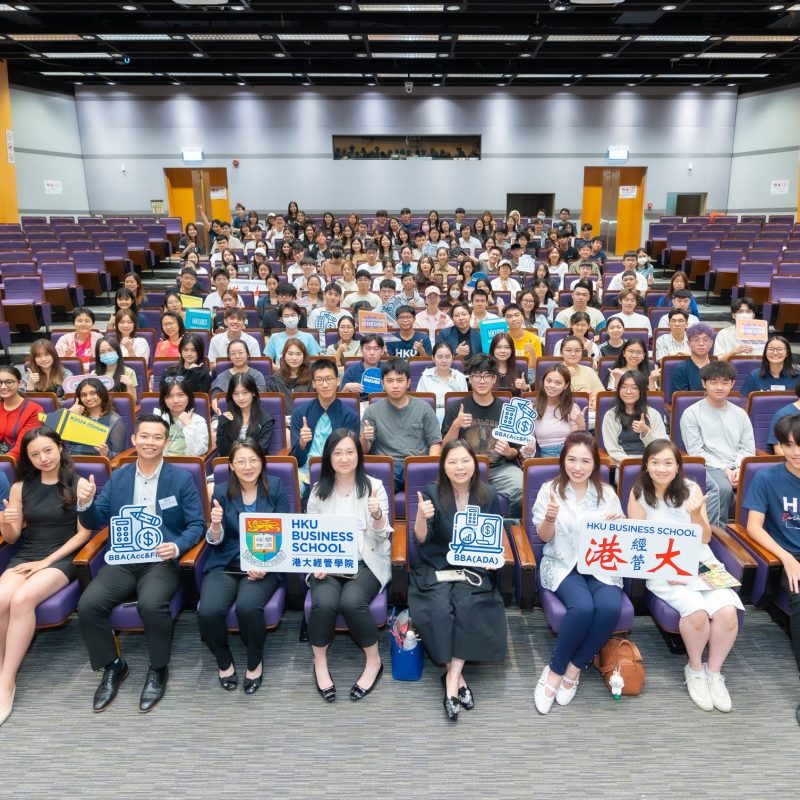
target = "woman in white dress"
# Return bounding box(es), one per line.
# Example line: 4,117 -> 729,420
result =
628,439 -> 742,713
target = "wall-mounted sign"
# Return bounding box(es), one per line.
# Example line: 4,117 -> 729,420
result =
182,147 -> 204,162
619,185 -> 638,199
6,130 -> 14,165
608,145 -> 630,160
43,179 -> 63,195
770,179 -> 789,195
210,186 -> 227,200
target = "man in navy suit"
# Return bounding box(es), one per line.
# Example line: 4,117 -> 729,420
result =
436,303 -> 483,359
76,414 -> 205,713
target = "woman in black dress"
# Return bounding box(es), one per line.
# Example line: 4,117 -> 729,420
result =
410,440 -> 507,722
0,427 -> 92,725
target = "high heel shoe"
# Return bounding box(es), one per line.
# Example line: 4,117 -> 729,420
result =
314,667 -> 335,703
218,666 -> 238,692
243,666 -> 263,695
350,663 -> 383,701
0,686 -> 15,727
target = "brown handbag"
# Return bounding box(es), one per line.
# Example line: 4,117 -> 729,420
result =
594,637 -> 645,696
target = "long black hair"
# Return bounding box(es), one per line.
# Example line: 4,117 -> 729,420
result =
16,427 -> 77,512
633,439 -> 690,509
613,369 -> 650,425
158,376 -> 195,417
314,428 -> 371,502
75,377 -> 112,416
437,439 -> 489,513
94,336 -> 127,391
225,372 -> 264,435
613,337 -> 651,379
759,334 -> 799,378
554,431 -> 605,502
226,438 -> 271,501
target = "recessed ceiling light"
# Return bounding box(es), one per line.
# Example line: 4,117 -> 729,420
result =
516,73 -> 573,78
654,73 -> 714,78
683,53 -> 696,58
446,3 -> 461,9
230,4 -> 245,9
769,3 -> 784,7
303,80 -> 311,85
627,82 -> 635,86
42,52 -> 114,58
553,4 -> 567,10
726,35 -> 797,41
99,34 -> 172,41
432,82 -> 441,86
192,52 -> 205,58
358,3 -> 444,10
189,34 -> 261,41
725,73 -> 769,77
562,82 -> 571,86
703,52 -> 770,58
40,71 -> 86,76
238,81 -> 246,85
458,34 -> 528,41
447,73 -> 503,78
10,34 -> 84,41
351,34 -> 363,39
75,81 -> 82,85
367,81 -> 376,85
107,81 -> 116,85
637,35 -> 709,42
727,82 -> 736,86
14,4 -> 31,9
601,52 -> 615,58
338,4 -> 353,10
356,52 -> 368,57
692,82 -> 701,86
520,52 -> 531,58
438,52 -> 449,57
371,51 -> 437,58
530,35 -> 543,41
369,34 -> 439,41
661,4 -> 677,9
275,52 -> 286,57
278,34 -> 350,41
497,82 -> 506,86
122,3 -> 138,9
548,35 -> 619,42
28,53 -> 42,58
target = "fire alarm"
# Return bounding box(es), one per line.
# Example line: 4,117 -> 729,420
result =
232,159 -> 239,168
647,202 -> 653,210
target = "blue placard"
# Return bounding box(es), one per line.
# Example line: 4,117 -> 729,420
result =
185,307 -> 212,331
361,367 -> 384,394
447,504 -> 505,568
479,318 -> 508,353
105,505 -> 164,564
491,397 -> 537,446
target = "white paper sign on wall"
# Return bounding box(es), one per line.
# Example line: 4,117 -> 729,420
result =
43,179 -> 63,195
770,179 -> 789,195
210,186 -> 227,200
619,185 -> 638,199
5,130 -> 14,165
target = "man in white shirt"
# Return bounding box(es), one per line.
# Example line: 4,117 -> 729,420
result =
655,309 -> 693,360
614,289 -> 652,337
491,260 -> 522,297
307,284 -> 352,343
607,268 -> 649,295
457,224 -> 483,256
554,280 -> 606,332
265,215 -> 287,247
292,257 -> 327,294
285,244 -> 308,282
399,272 -> 425,308
470,288 -> 499,329
414,285 -> 454,341
341,270 -> 380,310
207,307 -> 261,365
204,268 -> 245,310
361,244 -> 383,276
411,230 -> 427,262
211,223 -> 243,253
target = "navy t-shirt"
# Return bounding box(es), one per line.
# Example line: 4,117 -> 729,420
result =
386,332 -> 431,359
743,462 -> 800,553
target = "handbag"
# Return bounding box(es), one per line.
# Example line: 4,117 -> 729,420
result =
594,637 -> 645,697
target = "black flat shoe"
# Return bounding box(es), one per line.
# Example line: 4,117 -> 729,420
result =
218,667 -> 238,691
443,695 -> 459,721
458,684 -> 475,710
243,674 -> 262,695
350,663 -> 384,702
139,666 -> 168,713
93,659 -> 129,713
314,668 -> 335,703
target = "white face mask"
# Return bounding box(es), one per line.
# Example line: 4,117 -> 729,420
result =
736,310 -> 754,319
637,256 -> 648,266
449,289 -> 461,299
283,315 -> 299,328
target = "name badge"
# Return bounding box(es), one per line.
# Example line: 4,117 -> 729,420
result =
159,496 -> 178,510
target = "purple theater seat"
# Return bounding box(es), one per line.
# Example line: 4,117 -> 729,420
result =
747,391 -> 795,452
224,585 -> 287,630
34,582 -> 82,627
109,587 -> 186,631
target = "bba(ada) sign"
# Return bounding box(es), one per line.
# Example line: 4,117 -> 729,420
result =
239,513 -> 360,573
577,517 -> 702,580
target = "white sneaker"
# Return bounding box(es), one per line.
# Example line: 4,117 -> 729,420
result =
555,675 -> 579,706
684,664 -> 714,711
706,667 -> 732,712
534,666 -> 557,715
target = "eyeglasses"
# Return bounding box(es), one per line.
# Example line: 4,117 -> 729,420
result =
0,379 -> 18,387
767,348 -> 787,355
471,373 -> 495,382
163,375 -> 186,385
232,458 -> 261,468
313,376 -> 336,385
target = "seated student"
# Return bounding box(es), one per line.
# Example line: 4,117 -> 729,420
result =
590,236 -> 607,267
614,250 -> 651,291
503,304 -> 542,374
414,285 -> 454,341
655,309 -> 692,361
658,270 -> 700,317
374,279 -> 402,322
179,221 -> 205,258
341,270 -> 380,311
174,267 -> 205,302
68,378 -> 127,460
469,288 -> 499,330
554,280 -> 607,333
398,272 -> 425,309
214,373 -> 274,458
543,246 -> 569,290
155,378 -> 209,457
339,333 -> 385,402
20,339 -> 73,405
490,260 -> 522,296
628,439 -> 741,712
601,370 -> 667,466
441,354 -> 524,516
417,341 -> 469,423
607,268 -> 648,295
488,332 -> 526,395
292,257 -> 327,297
307,284 -> 352,341
614,289 -> 652,337
432,247 -> 457,281
266,339 -> 313,414
112,309 -> 151,363
743,413 -> 800,725
160,333 -> 212,397
553,311 -> 600,364
567,242 -> 602,277
768,382 -> 800,454
336,261 -> 359,295
436,302 -> 483,359
656,289 -> 699,329
93,337 -> 137,402
208,308 -> 261,366
680,361 -> 756,527
199,439 -> 289,696
307,429 -> 391,704
154,311 -> 186,360
75,414 -> 205,713
411,440 -> 507,721
607,337 -> 660,391
263,302 -> 321,366
324,315 -> 361,372
105,288 -> 147,332
290,358 -> 360,499
667,323 -> 715,401
386,305 -> 431,359
55,306 -> 103,367
361,359 -> 443,491
123,272 -> 147,310
740,334 -> 800,396
210,339 -> 267,415
598,316 -> 627,360
531,432 -> 625,715
526,283 -> 557,336
204,268 -> 244,310
259,282 -> 308,333
713,297 -> 765,360
528,364 -> 585,457
0,428 -> 91,725
560,335 -> 604,410
212,290 -> 245,333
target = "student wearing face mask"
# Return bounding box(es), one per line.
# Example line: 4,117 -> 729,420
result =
713,297 -> 766,360
263,301 -> 321,364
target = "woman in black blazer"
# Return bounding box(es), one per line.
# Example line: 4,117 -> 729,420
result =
197,439 -> 289,695
214,373 -> 274,457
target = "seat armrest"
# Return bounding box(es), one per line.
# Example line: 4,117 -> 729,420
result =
180,539 -> 207,569
390,521 -> 408,605
110,447 -> 136,468
509,524 -> 537,569
73,528 -> 109,590
709,525 -> 756,584
726,523 -> 782,566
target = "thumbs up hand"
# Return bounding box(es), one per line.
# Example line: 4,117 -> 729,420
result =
2,498 -> 20,528
544,488 -> 560,523
77,474 -> 96,506
454,403 -> 473,429
210,498 -> 224,530
367,483 -> 382,521
299,416 -> 313,447
416,491 -> 435,520
631,412 -> 649,435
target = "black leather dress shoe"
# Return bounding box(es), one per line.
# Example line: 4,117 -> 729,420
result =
218,668 -> 238,691
350,663 -> 384,701
139,666 -> 168,713
243,674 -> 263,695
93,660 -> 129,713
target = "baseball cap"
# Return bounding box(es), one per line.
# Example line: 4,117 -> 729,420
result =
425,285 -> 441,296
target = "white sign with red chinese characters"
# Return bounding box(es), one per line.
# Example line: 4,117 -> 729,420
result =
577,518 -> 702,580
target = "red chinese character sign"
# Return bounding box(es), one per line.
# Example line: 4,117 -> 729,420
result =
577,518 -> 702,580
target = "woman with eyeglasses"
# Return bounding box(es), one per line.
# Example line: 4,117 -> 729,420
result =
323,315 -> 361,373
410,440 -> 506,722
154,311 -> 186,360
156,378 -> 209,457
160,332 -> 212,396
560,335 -> 604,411
0,367 -> 44,462
601,369 -> 667,467
607,337 -> 659,392
213,373 -> 274,458
198,439 -> 289,696
740,334 -> 800,396
68,377 -> 126,460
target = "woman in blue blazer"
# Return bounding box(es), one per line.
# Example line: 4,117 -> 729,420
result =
197,438 -> 289,695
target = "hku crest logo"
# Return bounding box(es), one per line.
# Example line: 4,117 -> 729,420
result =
491,397 -> 537,447
105,505 -> 163,564
244,516 -> 285,565
447,505 -> 505,568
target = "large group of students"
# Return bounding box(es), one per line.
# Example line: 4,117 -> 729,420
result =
0,202 -> 798,727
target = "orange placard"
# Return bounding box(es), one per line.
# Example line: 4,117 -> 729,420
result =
358,310 -> 389,333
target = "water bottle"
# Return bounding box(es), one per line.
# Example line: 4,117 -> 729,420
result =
402,630 -> 417,651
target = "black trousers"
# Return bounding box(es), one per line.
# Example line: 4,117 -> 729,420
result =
307,564 -> 381,649
197,568 -> 280,671
781,560 -> 800,676
77,560 -> 181,671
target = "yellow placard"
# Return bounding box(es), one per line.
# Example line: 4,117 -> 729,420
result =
38,409 -> 110,447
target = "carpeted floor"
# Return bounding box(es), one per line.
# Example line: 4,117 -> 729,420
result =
1,606 -> 797,800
